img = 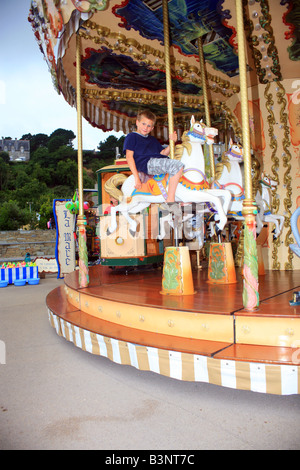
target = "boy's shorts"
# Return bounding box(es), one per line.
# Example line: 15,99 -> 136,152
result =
147,157 -> 184,176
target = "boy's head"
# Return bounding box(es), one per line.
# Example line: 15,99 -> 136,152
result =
136,109 -> 156,136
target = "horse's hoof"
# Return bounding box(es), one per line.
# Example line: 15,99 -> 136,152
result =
129,222 -> 140,238
106,228 -> 112,236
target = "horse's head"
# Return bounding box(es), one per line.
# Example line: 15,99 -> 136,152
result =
186,116 -> 218,145
260,171 -> 277,189
224,138 -> 243,162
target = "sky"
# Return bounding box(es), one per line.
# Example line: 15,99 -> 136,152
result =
0,0 -> 123,150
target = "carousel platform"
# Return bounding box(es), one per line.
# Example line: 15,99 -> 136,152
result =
46,264 -> 300,395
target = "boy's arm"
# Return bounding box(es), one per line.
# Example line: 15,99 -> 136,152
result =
160,131 -> 177,156
126,149 -> 142,189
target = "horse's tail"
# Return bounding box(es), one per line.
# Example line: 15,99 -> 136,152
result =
104,173 -> 128,202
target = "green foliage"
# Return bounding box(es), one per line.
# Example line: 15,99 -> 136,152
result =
0,200 -> 31,230
1,129 -> 125,230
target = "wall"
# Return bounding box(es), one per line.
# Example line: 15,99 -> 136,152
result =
0,230 -> 56,262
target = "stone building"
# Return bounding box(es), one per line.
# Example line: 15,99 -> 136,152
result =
0,138 -> 30,162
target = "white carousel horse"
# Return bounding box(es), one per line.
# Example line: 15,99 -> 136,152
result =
255,172 -> 285,238
105,116 -> 232,236
212,140 -> 263,234
290,207 -> 300,257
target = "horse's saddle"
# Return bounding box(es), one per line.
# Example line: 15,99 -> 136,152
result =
132,173 -> 170,199
131,171 -> 209,200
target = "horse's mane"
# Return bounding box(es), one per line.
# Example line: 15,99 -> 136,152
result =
215,152 -> 231,181
174,130 -> 193,160
251,155 -> 262,195
104,173 -> 127,201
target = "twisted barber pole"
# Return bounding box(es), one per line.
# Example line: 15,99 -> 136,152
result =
78,224 -> 89,287
243,220 -> 259,309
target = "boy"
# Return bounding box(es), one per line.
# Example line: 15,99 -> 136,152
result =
123,109 -> 184,203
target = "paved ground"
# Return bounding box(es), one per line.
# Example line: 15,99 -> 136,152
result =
0,275 -> 299,450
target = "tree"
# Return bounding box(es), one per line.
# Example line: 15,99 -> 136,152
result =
37,193 -> 55,229
28,133 -> 49,153
0,159 -> 10,191
49,129 -> 76,146
97,135 -> 121,162
0,200 -> 30,230
48,135 -> 67,153
56,159 -> 78,186
0,129 -> 126,230
0,151 -> 10,164
14,179 -> 48,211
51,144 -> 77,162
30,146 -> 52,167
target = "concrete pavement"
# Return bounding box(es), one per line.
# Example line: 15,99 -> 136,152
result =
0,275 -> 299,450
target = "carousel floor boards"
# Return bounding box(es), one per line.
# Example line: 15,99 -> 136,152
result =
46,265 -> 300,395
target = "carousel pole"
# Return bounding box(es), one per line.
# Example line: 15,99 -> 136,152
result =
235,0 -> 259,309
162,0 -> 175,159
160,0 -> 194,296
76,33 -> 89,288
197,36 -> 215,180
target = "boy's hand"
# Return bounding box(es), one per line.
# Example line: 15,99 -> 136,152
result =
135,176 -> 142,189
169,131 -> 177,142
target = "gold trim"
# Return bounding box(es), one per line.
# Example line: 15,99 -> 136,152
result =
80,19 -> 239,98
198,36 -> 215,179
162,0 -> 174,159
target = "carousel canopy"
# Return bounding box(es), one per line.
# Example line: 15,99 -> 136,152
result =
28,0 -> 299,140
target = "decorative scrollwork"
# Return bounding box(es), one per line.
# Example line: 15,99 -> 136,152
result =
276,82 -> 294,270
220,103 -> 242,143
244,0 -> 282,84
264,82 -> 280,269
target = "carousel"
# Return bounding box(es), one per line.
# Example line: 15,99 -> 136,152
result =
29,0 -> 300,395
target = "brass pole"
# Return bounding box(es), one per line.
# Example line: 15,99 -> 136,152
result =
76,33 -> 89,288
162,0 -> 174,159
197,36 -> 215,179
235,0 -> 259,309
76,34 -> 84,218
235,1 -> 252,201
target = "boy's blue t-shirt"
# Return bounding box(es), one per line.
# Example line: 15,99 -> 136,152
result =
123,132 -> 166,174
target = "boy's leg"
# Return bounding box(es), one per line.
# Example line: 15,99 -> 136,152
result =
166,166 -> 183,202
147,158 -> 184,202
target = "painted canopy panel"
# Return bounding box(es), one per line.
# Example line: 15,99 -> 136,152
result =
28,0 -> 300,133
114,0 -> 239,76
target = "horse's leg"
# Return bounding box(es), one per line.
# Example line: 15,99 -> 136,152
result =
120,199 -> 151,236
272,215 -> 285,238
278,215 -> 285,235
209,189 -> 232,215
256,212 -> 263,234
202,190 -> 230,230
264,214 -> 280,237
158,213 -> 173,240
186,191 -> 227,231
106,201 -> 139,235
107,204 -> 119,234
